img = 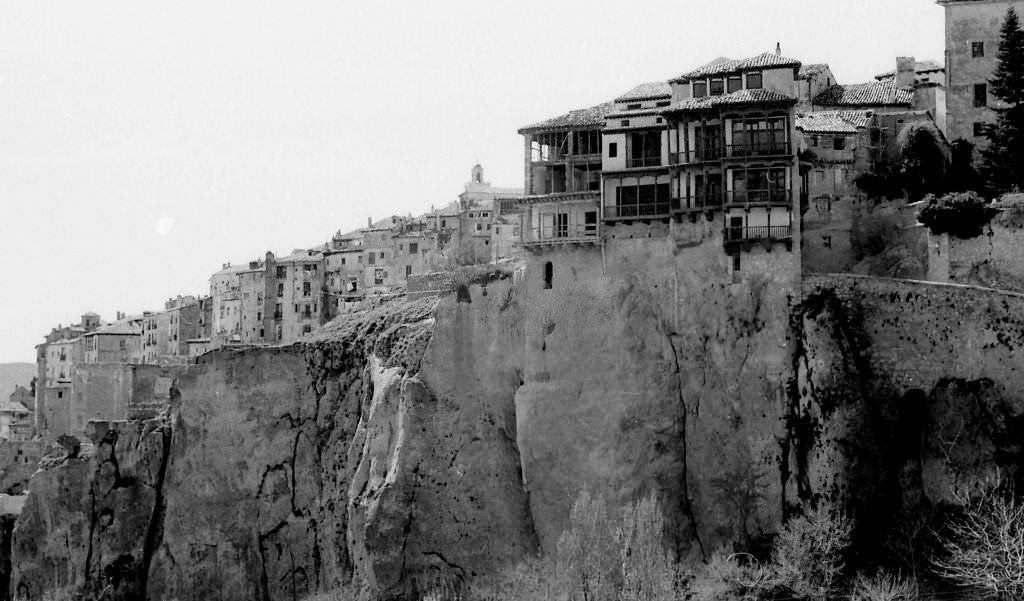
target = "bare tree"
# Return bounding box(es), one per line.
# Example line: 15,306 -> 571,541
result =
932,477 -> 1024,599
767,504 -> 852,600
619,495 -> 677,601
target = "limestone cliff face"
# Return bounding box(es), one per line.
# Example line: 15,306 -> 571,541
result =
12,278 -> 537,600
790,275 -> 1024,551
17,263 -> 1024,600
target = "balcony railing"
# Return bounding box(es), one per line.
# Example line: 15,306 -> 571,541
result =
670,147 -> 724,164
521,224 -> 600,246
674,194 -> 724,211
625,156 -> 662,169
727,189 -> 792,207
724,225 -> 793,243
604,201 -> 675,219
725,141 -> 791,158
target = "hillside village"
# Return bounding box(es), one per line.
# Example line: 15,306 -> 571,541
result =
11,0 -> 1024,452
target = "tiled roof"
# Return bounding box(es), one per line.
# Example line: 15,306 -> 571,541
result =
615,81 -> 672,102
607,107 -> 664,119
874,59 -> 944,80
671,52 -> 802,83
278,249 -> 324,263
519,101 -> 616,134
663,88 -> 796,112
796,110 -> 872,134
813,80 -> 913,107
799,64 -> 830,79
89,322 -> 141,336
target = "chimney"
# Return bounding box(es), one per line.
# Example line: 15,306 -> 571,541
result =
896,56 -> 916,90
367,217 -> 373,228
775,42 -> 781,56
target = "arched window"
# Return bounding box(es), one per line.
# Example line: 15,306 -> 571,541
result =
544,262 -> 553,289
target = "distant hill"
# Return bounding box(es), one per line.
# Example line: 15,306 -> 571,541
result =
0,363 -> 35,400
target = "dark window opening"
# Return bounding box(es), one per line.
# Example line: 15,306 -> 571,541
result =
833,137 -> 845,150
727,75 -> 742,93
609,142 -> 618,158
614,183 -> 671,216
627,103 -> 641,110
543,262 -> 553,289
732,251 -> 741,272
973,122 -> 986,137
656,100 -> 670,107
693,81 -> 708,98
276,266 -> 287,278
974,83 -> 987,108
710,79 -> 724,96
972,41 -> 985,58
746,72 -> 763,89
621,120 -> 630,127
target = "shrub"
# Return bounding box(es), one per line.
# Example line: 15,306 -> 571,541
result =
684,550 -> 762,601
851,571 -> 919,601
931,478 -> 1024,599
766,505 -> 853,600
555,490 -> 620,601
917,191 -> 997,239
619,495 -> 677,601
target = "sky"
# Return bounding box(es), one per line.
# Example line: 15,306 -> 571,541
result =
0,0 -> 945,363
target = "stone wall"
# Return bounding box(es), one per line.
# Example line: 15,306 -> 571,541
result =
927,220 -> 1024,291
792,273 -> 1024,551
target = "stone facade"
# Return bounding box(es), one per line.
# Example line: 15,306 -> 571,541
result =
937,0 -> 1024,146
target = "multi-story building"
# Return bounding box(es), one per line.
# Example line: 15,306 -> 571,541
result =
661,52 -> 803,256
34,312 -> 100,438
209,263 -> 248,345
936,0 -> 1024,146
457,164 -> 524,263
517,101 -> 611,250
238,257 -> 269,344
601,82 -> 674,223
275,249 -> 327,342
82,320 -> 142,364
140,296 -> 202,363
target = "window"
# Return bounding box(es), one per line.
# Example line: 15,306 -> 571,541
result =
727,75 -> 742,93
368,253 -> 375,264
833,137 -> 845,150
627,103 -> 641,110
974,83 -> 987,107
441,219 -> 447,228
746,72 -> 763,89
656,101 -> 670,107
341,257 -> 346,265
409,242 -> 418,254
584,211 -> 598,234
822,235 -> 832,249
379,252 -> 384,259
621,120 -> 630,127
544,262 -> 553,289
398,244 -> 403,251
294,304 -> 300,313
973,122 -> 986,137
810,135 -> 818,147
609,142 -> 618,158
257,312 -> 262,321
277,283 -> 284,297
693,81 -> 708,98
303,282 -> 311,296
476,223 -> 482,232
276,266 -> 287,278
406,265 -> 413,277
303,325 -> 312,335
972,41 -> 985,58
710,79 -> 724,96
732,252 -> 741,272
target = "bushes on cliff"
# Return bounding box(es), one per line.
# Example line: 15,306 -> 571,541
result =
918,191 -> 998,239
931,478 -> 1024,599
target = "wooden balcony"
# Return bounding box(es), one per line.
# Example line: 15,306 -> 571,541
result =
726,189 -> 792,209
724,225 -> 793,251
519,224 -> 600,249
625,155 -> 663,169
603,201 -> 675,223
723,141 -> 791,159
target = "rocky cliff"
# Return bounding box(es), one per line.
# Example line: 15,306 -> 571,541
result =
13,267 -> 1024,600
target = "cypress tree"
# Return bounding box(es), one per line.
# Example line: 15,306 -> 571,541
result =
982,7 -> 1024,193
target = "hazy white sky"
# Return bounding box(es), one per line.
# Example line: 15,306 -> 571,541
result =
0,0 -> 944,363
